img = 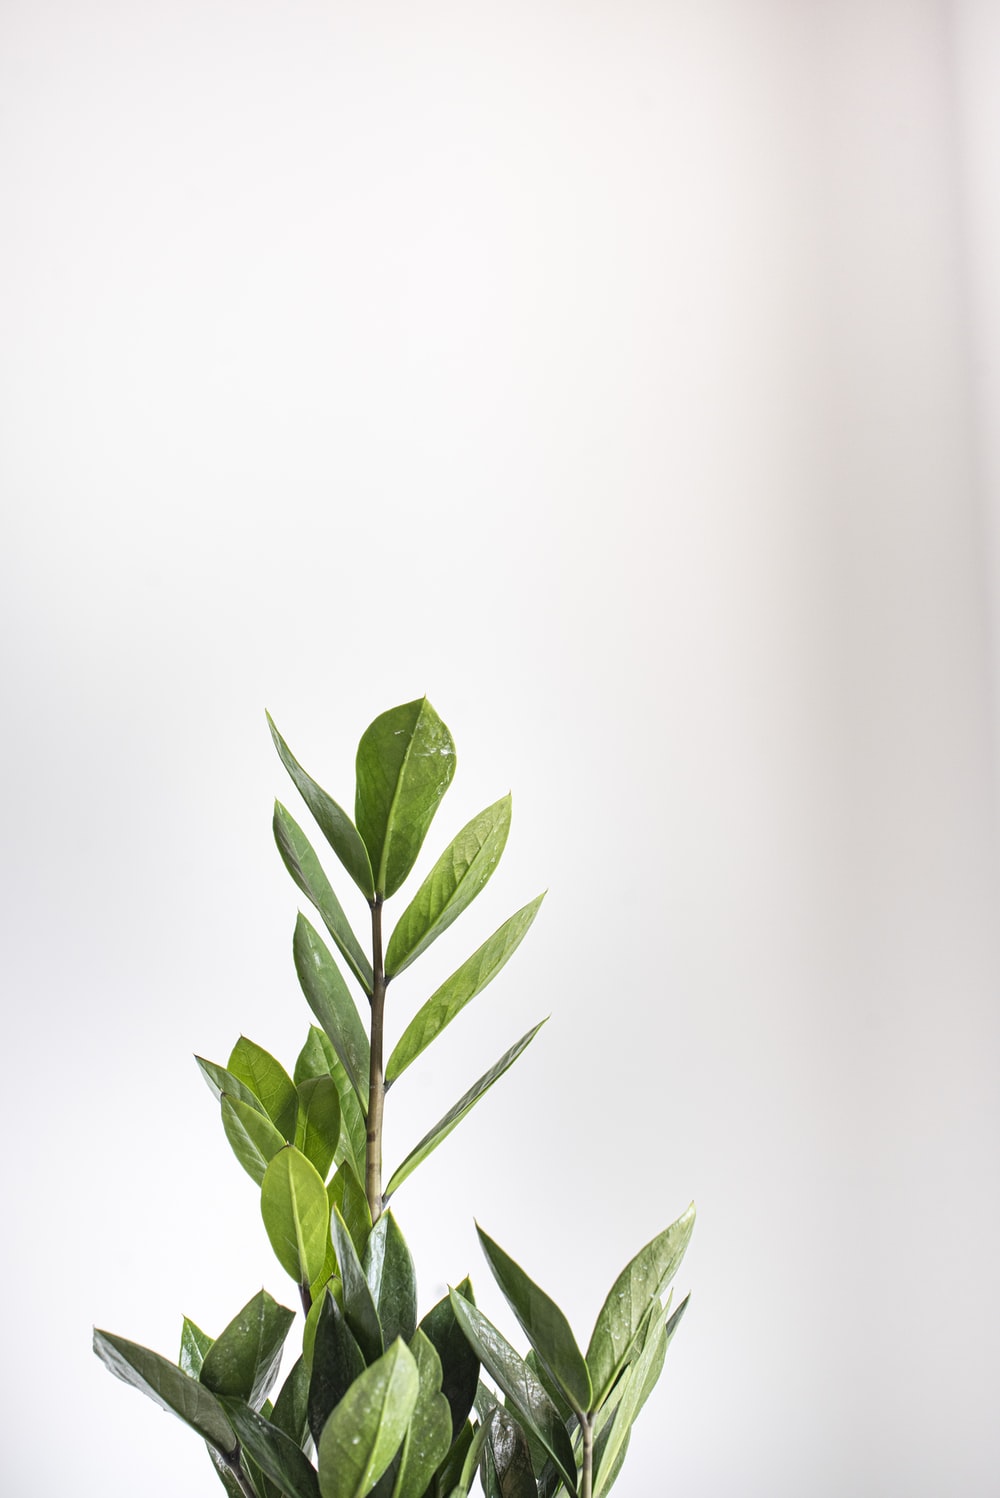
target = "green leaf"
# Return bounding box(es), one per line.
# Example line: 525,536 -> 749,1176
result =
179,1317 -> 213,1378
432,1421 -> 474,1497
328,1160 -> 372,1258
385,1022 -> 545,1200
294,914 -> 371,1112
221,1094 -> 287,1185
308,1289 -> 367,1445
274,800 -> 373,994
271,1355 -> 311,1448
384,796 -> 512,977
446,1295 -> 577,1495
261,1146 -> 331,1288
592,1301 -> 681,1498
419,1279 -> 480,1441
385,896 -> 545,1083
268,712 -> 375,898
451,1417 -> 495,1498
196,1056 -> 267,1115
93,1329 -> 235,1454
317,1339 -> 420,1498
355,698 -> 456,899
200,1290 -> 295,1411
585,1203 -> 695,1410
476,1226 -> 591,1415
330,1205 -> 383,1365
295,1076 -> 342,1181
483,1404 -> 537,1498
362,1210 -> 418,1348
228,1037 -> 299,1142
391,1330 -> 452,1498
295,1026 -> 367,1181
222,1398 -> 321,1498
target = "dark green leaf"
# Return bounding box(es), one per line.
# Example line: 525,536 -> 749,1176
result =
385,1022 -> 546,1200
419,1279 -> 480,1440
271,1355 -> 311,1448
385,897 -> 545,1083
268,712 -> 374,898
363,1211 -> 417,1348
294,915 -> 370,1112
228,1037 -> 299,1142
330,1205 -> 383,1365
196,1056 -> 267,1115
221,1095 -> 287,1185
476,1226 -> 591,1415
308,1290 -> 367,1445
446,1295 -> 577,1495
295,1026 -> 367,1181
391,1330 -> 452,1498
450,1416 -> 496,1498
295,1076 -> 342,1181
93,1329 -> 235,1454
585,1203 -> 695,1410
433,1421 -> 474,1497
260,1146 -> 330,1288
483,1404 -> 537,1498
525,1350 -> 573,1424
200,1290 -> 295,1411
355,698 -> 456,899
222,1398 -> 321,1498
274,800 -> 373,994
328,1160 -> 372,1258
316,1339 -> 420,1498
179,1317 -> 213,1378
384,796 -> 512,977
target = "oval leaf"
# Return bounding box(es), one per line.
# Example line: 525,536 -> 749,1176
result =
419,1279 -> 480,1441
221,1094 -> 287,1185
179,1316 -> 213,1378
328,1160 -> 373,1259
228,1037 -> 299,1142
200,1290 -> 295,1411
294,915 -> 370,1112
196,1056 -> 267,1115
261,1146 -> 331,1288
222,1397 -> 321,1498
295,1076 -> 342,1181
317,1339 -> 420,1498
363,1210 -> 417,1348
330,1205 -> 383,1365
274,800 -> 373,993
308,1289 -> 367,1445
268,713 -> 374,898
295,1026 -> 367,1182
391,1330 -> 452,1498
93,1329 -> 235,1454
355,698 -> 456,899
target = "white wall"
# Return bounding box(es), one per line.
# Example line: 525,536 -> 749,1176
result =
2,3 -> 998,1495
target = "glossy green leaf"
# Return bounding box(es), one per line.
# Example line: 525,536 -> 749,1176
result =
93,1329 -> 235,1454
222,1398 -> 321,1498
328,1160 -> 372,1258
271,1355 -> 311,1448
295,1076 -> 342,1181
385,896 -> 545,1083
294,914 -> 370,1112
524,1350 -> 573,1425
432,1421 -> 474,1497
221,1094 -> 287,1185
385,1022 -> 545,1200
317,1339 -> 420,1498
200,1290 -> 295,1411
261,1146 -> 330,1288
196,1056 -> 267,1116
274,800 -> 373,993
476,1226 -> 591,1415
268,712 -> 374,898
450,1416 -> 495,1498
585,1203 -> 695,1410
308,1288 -> 367,1445
593,1303 -> 677,1498
355,698 -> 456,899
330,1205 -> 383,1365
179,1317 -> 213,1379
391,1330 -> 452,1498
419,1279 -> 480,1440
363,1211 -> 417,1348
446,1295 -> 577,1495
228,1037 -> 299,1142
295,1026 -> 367,1181
483,1404 -> 537,1498
384,796 -> 512,977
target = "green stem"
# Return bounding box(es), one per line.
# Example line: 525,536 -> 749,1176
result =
580,1413 -> 594,1498
366,896 -> 386,1223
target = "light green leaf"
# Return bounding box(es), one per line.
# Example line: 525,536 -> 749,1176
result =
317,1339 -> 420,1498
93,1329 -> 235,1454
384,796 -> 512,977
268,712 -> 375,898
221,1094 -> 287,1185
228,1037 -> 299,1142
476,1226 -> 591,1416
363,1211 -> 417,1348
385,1022 -> 545,1200
261,1146 -> 331,1288
274,800 -> 373,994
328,1160 -> 372,1258
179,1317 -> 213,1378
222,1398 -> 321,1498
586,1203 -> 695,1410
385,896 -> 545,1083
592,1300 -> 683,1498
196,1056 -> 267,1116
355,698 -> 456,899
391,1330 -> 452,1498
295,1076 -> 342,1181
200,1290 -> 295,1411
294,915 -> 370,1112
331,1205 -> 383,1365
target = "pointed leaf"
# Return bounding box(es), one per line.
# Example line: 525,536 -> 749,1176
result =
592,1301 -> 681,1498
295,1076 -> 342,1181
355,698 -> 456,899
331,1205 -> 383,1365
329,1160 -> 372,1258
385,1022 -> 545,1199
179,1317 -> 213,1378
268,713 -> 374,898
419,1279 -> 480,1440
483,1404 -> 537,1498
447,1296 -> 577,1495
391,1330 -> 452,1498
223,1398 -> 321,1498
432,1421 -> 474,1497
294,914 -> 370,1111
221,1094 -> 287,1185
200,1290 -> 295,1411
308,1289 -> 367,1444
452,1417 -> 496,1498
196,1056 -> 267,1115
296,1026 -> 367,1180
317,1339 -> 420,1498
261,1146 -> 330,1288
93,1329 -> 235,1454
271,1355 -> 311,1448
363,1211 -> 418,1348
384,796 -> 512,977
274,800 -> 373,993
228,1037 -> 299,1142
386,897 -> 545,1083
586,1203 -> 695,1409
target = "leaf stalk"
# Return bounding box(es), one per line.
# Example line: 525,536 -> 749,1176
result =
366,895 -> 386,1222
580,1413 -> 594,1498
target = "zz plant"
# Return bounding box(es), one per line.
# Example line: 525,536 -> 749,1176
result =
94,698 -> 695,1498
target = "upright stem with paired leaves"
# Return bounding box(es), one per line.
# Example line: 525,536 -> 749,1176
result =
366,895 -> 386,1223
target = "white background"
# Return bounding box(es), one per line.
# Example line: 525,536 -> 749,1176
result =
2,3 -> 999,1495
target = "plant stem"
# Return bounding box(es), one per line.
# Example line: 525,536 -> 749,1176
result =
366,895 -> 386,1223
580,1413 -> 594,1498
223,1449 -> 258,1498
